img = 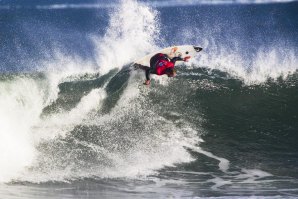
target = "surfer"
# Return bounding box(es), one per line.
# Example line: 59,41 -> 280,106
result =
136,53 -> 190,85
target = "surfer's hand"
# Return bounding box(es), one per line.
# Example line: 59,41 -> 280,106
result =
144,80 -> 150,85
183,56 -> 191,62
134,63 -> 140,70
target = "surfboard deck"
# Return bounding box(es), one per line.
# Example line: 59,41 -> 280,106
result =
132,45 -> 202,69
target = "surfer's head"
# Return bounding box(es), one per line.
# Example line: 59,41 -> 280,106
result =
166,68 -> 176,77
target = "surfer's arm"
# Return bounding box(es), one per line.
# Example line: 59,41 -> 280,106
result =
170,56 -> 191,64
144,67 -> 157,85
171,57 -> 184,64
170,57 -> 183,64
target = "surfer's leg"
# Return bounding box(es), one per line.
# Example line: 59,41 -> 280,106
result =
145,68 -> 151,81
144,68 -> 152,85
140,65 -> 150,71
134,63 -> 149,70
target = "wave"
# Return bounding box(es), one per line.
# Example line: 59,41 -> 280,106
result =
0,0 -> 297,187
0,0 -> 199,183
3,62 -> 297,184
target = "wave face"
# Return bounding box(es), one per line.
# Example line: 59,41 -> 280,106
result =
0,0 -> 298,198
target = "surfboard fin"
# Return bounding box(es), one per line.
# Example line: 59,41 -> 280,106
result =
194,46 -> 203,52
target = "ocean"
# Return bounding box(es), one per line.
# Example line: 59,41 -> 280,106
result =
0,0 -> 298,198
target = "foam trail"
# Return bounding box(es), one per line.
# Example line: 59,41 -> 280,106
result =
191,147 -> 230,173
207,177 -> 232,190
93,0 -> 160,75
236,169 -> 272,183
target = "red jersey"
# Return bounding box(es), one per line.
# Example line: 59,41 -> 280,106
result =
152,54 -> 175,75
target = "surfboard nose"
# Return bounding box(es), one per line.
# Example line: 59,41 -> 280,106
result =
194,46 -> 203,52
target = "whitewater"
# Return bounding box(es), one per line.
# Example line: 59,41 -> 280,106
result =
0,0 -> 298,198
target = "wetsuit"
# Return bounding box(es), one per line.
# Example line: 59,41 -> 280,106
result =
145,53 -> 183,81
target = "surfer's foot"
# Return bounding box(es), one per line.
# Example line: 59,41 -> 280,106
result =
144,80 -> 150,85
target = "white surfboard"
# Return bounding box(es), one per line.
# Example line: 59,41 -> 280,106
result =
133,45 -> 203,67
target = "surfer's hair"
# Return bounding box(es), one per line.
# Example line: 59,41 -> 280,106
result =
166,68 -> 176,77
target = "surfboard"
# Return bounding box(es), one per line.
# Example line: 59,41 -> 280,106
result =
132,45 -> 203,68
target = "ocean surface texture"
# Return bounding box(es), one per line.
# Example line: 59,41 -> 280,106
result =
0,0 -> 298,198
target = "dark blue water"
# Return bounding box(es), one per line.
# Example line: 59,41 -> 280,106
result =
0,0 -> 298,198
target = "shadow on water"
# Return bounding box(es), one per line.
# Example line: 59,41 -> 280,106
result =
100,65 -> 131,114
41,69 -> 118,116
42,66 -> 132,116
